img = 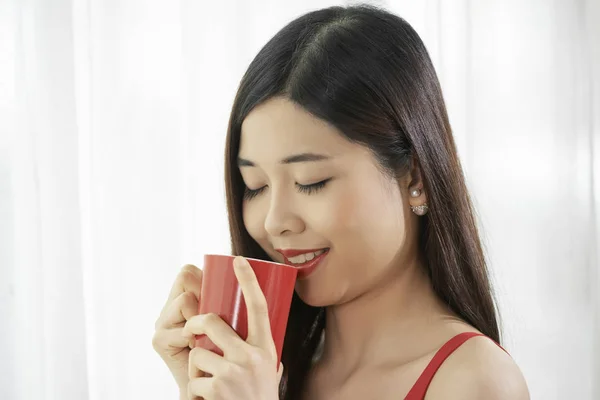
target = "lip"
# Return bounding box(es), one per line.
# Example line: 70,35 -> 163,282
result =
274,248 -> 330,279
275,248 -> 328,258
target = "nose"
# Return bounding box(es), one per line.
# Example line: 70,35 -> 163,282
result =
263,187 -> 305,237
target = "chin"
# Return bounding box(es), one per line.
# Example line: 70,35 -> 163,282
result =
294,281 -> 337,308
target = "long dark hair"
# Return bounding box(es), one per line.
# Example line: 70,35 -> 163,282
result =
224,5 -> 500,399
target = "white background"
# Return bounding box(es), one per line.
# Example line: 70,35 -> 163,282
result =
1,0 -> 599,399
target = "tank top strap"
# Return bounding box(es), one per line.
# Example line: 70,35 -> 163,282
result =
404,332 -> 506,400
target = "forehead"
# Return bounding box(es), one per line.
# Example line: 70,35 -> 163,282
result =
239,97 -> 353,159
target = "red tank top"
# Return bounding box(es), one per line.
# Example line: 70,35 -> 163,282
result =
404,332 -> 508,400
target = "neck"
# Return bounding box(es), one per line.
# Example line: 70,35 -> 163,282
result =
318,256 -> 454,372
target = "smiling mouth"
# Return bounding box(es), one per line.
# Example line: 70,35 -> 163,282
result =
274,248 -> 330,279
275,248 -> 330,266
288,249 -> 328,265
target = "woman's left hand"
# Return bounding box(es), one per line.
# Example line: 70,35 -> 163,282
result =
182,256 -> 284,400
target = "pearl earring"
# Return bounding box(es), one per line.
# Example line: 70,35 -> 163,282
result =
411,203 -> 429,216
409,188 -> 428,215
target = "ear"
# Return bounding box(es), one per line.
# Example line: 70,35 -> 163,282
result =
405,156 -> 427,204
407,155 -> 424,186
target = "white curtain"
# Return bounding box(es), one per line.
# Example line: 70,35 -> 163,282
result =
0,0 -> 598,399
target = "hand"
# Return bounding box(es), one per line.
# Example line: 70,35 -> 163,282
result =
152,264 -> 203,392
182,256 -> 284,400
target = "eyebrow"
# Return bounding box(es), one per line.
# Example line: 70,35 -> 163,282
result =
237,152 -> 331,167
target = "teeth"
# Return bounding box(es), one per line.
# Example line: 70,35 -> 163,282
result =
288,254 -> 307,264
287,249 -> 326,265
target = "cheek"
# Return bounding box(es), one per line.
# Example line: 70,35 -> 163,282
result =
296,179 -> 406,306
318,180 -> 404,239
242,200 -> 266,242
324,179 -> 406,270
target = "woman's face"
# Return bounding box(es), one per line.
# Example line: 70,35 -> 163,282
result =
239,96 -> 417,306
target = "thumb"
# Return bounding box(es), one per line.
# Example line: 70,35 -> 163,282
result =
277,362 -> 285,383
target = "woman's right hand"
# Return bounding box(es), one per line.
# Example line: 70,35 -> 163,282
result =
152,264 -> 203,394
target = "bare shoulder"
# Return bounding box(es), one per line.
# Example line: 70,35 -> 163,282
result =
425,335 -> 530,400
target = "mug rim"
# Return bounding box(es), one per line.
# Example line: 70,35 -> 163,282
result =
204,253 -> 298,271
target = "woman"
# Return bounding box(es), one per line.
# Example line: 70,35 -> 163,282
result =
153,5 -> 530,400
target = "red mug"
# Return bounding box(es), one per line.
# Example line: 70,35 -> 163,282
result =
195,254 -> 298,365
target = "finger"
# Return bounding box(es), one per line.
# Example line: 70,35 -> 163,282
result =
182,313 -> 247,359
155,290 -> 198,330
152,327 -> 194,354
167,264 -> 202,303
233,256 -> 274,354
188,376 -> 214,399
188,346 -> 231,378
157,265 -> 202,327
277,362 -> 284,383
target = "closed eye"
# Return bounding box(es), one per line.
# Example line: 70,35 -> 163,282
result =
243,178 -> 331,200
296,178 -> 330,194
243,185 -> 266,201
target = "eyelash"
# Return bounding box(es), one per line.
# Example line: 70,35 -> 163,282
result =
243,179 -> 331,201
